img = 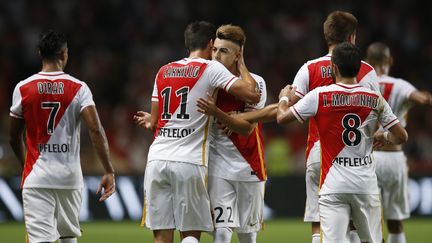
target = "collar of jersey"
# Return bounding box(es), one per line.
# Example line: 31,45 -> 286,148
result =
38,71 -> 65,76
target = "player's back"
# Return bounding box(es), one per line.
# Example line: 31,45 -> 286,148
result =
148,58 -> 237,166
209,73 -> 267,181
378,75 -> 416,128
293,54 -> 380,162
310,84 -> 397,195
10,71 -> 94,189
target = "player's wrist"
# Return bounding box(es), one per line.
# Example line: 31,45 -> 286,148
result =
279,96 -> 290,104
383,131 -> 390,142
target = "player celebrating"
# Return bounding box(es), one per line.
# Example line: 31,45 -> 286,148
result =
197,24 -> 267,243
366,42 -> 432,243
9,30 -> 116,243
139,21 -> 260,243
278,42 -> 407,243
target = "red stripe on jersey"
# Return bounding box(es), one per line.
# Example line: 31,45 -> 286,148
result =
154,62 -> 208,137
357,61 -> 374,81
315,91 -> 377,189
292,106 -> 305,122
379,82 -> 394,101
303,59 -> 375,161
383,118 -> 398,128
223,77 -> 237,92
216,90 -> 267,181
19,79 -> 82,187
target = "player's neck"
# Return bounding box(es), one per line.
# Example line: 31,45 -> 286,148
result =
229,65 -> 240,76
337,77 -> 357,85
41,61 -> 64,72
188,50 -> 210,60
374,65 -> 389,77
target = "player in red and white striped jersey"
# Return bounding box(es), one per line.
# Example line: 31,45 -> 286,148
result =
366,42 -> 432,243
135,21 -> 260,243
9,30 -> 115,243
196,24 -> 266,243
277,43 -> 407,243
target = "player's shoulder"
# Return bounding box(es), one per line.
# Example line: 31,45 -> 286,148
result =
360,60 -> 374,70
305,54 -> 331,66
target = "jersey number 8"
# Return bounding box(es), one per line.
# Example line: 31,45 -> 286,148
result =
342,113 -> 361,146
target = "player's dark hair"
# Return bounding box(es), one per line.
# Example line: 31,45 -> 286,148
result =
366,42 -> 391,67
184,21 -> 216,52
331,42 -> 361,78
38,30 -> 67,60
324,11 -> 358,46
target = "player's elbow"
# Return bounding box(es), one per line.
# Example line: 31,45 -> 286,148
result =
276,113 -> 285,125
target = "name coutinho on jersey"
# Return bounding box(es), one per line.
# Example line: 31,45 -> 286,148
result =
323,93 -> 378,108
163,65 -> 200,79
38,143 -> 70,153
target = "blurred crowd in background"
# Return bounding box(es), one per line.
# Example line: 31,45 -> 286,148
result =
1,0 -> 431,176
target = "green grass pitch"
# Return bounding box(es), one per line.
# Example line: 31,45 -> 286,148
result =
0,218 -> 430,242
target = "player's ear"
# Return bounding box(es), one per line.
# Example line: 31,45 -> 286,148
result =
348,33 -> 356,45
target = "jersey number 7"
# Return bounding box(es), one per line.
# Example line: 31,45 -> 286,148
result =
41,102 -> 61,134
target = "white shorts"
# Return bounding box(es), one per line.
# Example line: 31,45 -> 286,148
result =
374,151 -> 410,220
208,176 -> 265,233
304,161 -> 320,222
142,160 -> 213,232
22,188 -> 82,243
319,194 -> 382,243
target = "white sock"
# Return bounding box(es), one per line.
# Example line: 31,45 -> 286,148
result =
59,238 -> 77,243
214,227 -> 233,243
237,232 -> 257,243
349,230 -> 361,243
181,236 -> 199,243
312,233 -> 320,243
388,233 -> 406,243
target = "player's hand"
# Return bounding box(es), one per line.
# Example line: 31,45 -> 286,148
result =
279,85 -> 296,100
373,131 -> 386,149
97,173 -> 116,202
197,92 -> 217,115
217,122 -> 233,136
133,111 -> 152,130
236,46 -> 245,70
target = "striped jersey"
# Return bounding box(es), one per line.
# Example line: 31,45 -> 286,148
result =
291,83 -> 399,194
378,74 -> 416,128
292,54 -> 380,165
10,71 -> 95,189
148,58 -> 238,166
209,73 -> 267,182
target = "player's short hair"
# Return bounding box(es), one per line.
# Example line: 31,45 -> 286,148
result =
216,24 -> 246,47
324,11 -> 358,46
366,42 -> 391,67
184,21 -> 216,52
38,30 -> 67,60
331,42 -> 361,78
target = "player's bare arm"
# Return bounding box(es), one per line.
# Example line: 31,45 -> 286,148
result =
81,105 -> 116,202
409,90 -> 432,105
234,103 -> 278,123
227,47 -> 260,104
373,123 -> 408,148
276,85 -> 298,124
9,117 -> 26,168
197,92 -> 255,135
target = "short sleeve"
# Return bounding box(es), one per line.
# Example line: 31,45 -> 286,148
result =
10,83 -> 23,119
245,75 -> 267,111
291,63 -> 310,98
377,96 -> 399,129
290,89 -> 319,123
207,61 -> 238,92
152,77 -> 159,102
79,83 -> 96,111
397,79 -> 417,100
